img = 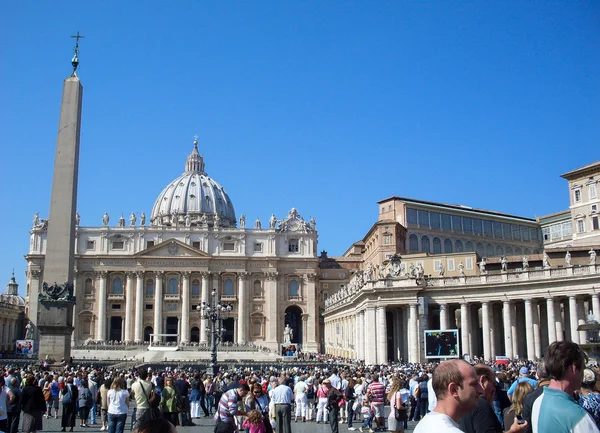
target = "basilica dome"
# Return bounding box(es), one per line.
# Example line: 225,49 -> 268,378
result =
150,139 -> 236,228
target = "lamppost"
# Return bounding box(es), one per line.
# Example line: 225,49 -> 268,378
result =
196,289 -> 232,376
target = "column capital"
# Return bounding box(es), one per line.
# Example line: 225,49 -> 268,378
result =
30,269 -> 41,278
182,271 -> 192,279
593,294 -> 599,299
238,272 -> 250,279
154,270 -> 164,278
95,270 -> 108,279
135,271 -> 145,279
125,271 -> 136,278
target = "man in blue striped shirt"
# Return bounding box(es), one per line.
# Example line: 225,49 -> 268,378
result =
213,384 -> 250,433
531,341 -> 599,433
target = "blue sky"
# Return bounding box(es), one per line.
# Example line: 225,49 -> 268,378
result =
2,2 -> 599,297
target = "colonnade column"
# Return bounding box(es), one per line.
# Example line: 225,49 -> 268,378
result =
555,300 -> 564,342
134,272 -> 144,342
578,299 -> 586,343
181,272 -> 190,343
237,273 -> 247,344
153,271 -> 163,342
200,273 -> 209,344
524,299 -> 535,360
510,303 -> 518,358
364,307 -> 377,365
409,303 -> 419,363
502,301 -> 513,359
266,273 -> 279,345
124,272 -> 134,341
460,302 -> 469,357
482,302 -> 491,361
569,296 -> 580,344
356,311 -> 364,360
96,271 -> 107,341
439,303 -> 448,330
546,298 -> 557,345
533,301 -> 542,358
376,306 -> 387,364
593,294 -> 600,320
71,271 -> 78,346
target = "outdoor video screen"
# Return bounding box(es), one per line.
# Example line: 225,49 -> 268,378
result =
424,330 -> 459,359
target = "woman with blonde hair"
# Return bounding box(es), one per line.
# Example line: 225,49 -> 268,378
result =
107,377 -> 130,433
387,377 -> 408,433
160,376 -> 179,428
503,381 -> 533,432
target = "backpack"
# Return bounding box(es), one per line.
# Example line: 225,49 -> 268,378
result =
43,387 -> 52,402
62,385 -> 73,404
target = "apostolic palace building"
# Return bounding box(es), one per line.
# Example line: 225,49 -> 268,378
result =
25,139 -> 320,353
322,161 -> 600,364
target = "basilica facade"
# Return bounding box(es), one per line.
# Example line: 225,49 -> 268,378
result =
25,139 -> 320,352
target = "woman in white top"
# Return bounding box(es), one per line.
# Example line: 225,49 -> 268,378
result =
107,377 -> 129,433
387,378 -> 408,433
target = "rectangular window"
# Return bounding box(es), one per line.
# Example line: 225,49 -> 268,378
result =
483,220 -> 493,236
430,212 -> 441,229
577,220 -> 585,233
254,242 -> 263,252
145,304 -> 153,310
441,214 -> 452,230
462,217 -> 473,234
288,239 -> 299,253
502,223 -> 512,239
493,222 -> 502,238
563,221 -> 572,236
418,210 -> 430,228
384,235 -> 392,244
434,260 -> 442,271
473,219 -> 483,235
322,283 -> 328,288
192,241 -> 200,249
512,225 -> 521,240
592,205 -> 598,212
521,227 -> 530,242
86,240 -> 95,250
339,273 -> 345,278
111,304 -> 121,310
551,224 -> 561,240
112,241 -> 124,250
574,189 -> 582,202
322,272 -> 328,278
593,216 -> 599,231
447,259 -> 455,271
466,257 -> 473,270
407,208 -> 418,226
530,228 -> 540,242
590,184 -> 598,199
223,242 -> 235,251
147,241 -> 155,248
542,227 -> 550,241
452,215 -> 463,233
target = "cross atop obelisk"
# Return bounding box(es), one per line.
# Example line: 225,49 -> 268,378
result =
70,31 -> 85,76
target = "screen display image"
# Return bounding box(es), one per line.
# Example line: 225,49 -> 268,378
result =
424,330 -> 459,359
15,340 -> 35,356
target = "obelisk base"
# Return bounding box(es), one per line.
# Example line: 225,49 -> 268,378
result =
37,300 -> 74,363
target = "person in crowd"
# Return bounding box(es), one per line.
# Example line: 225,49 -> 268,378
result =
317,378 -> 332,423
130,369 -> 154,427
61,376 -> 79,432
521,360 -> 550,433
205,375 -> 216,416
107,376 -> 130,433
20,375 -> 46,433
293,375 -> 308,422
366,373 -> 386,431
174,372 -> 195,426
507,367 -> 537,400
408,374 -> 419,421
6,376 -> 22,433
161,376 -> 180,427
271,375 -> 294,433
99,376 -> 113,431
213,383 -> 250,433
345,378 -> 357,431
132,417 -> 177,433
78,379 -> 94,428
531,341 -> 599,432
387,377 -> 408,433
306,377 -> 316,421
190,371 -> 208,418
247,383 -> 272,433
578,368 -> 600,426
47,375 -> 60,419
243,409 -> 266,433
359,398 -> 374,433
503,382 -> 534,432
414,360 -> 484,433
88,372 -> 99,426
327,382 -> 344,433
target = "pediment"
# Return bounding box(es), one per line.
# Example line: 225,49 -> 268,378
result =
135,239 -> 209,258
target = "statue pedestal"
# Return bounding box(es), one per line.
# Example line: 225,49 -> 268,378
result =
37,300 -> 74,362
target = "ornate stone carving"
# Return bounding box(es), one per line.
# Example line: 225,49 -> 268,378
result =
39,281 -> 75,303
276,208 -> 315,233
102,212 -> 109,226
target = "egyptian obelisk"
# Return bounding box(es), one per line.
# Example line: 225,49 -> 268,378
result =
37,33 -> 84,363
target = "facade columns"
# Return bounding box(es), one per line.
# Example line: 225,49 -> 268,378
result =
593,294 -> 600,320
376,306 -> 387,364
200,273 -> 209,344
71,272 -> 79,346
237,273 -> 247,344
569,296 -> 579,344
181,272 -> 190,343
460,302 -> 469,357
124,272 -> 134,341
408,303 -> 419,363
481,302 -> 491,361
304,274 -> 318,351
578,299 -> 587,343
266,273 -> 279,345
524,299 -> 535,360
153,271 -> 163,342
134,272 -> 144,342
532,301 -> 542,359
510,303 -> 519,358
502,301 -> 513,359
439,303 -> 448,330
356,311 -> 364,360
96,271 -> 107,341
546,297 -> 557,345
364,307 -> 377,365
555,300 -> 564,342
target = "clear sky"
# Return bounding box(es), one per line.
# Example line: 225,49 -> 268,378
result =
1,2 -> 599,297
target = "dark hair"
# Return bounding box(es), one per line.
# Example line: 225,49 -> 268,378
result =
134,418 -> 176,433
239,383 -> 250,392
139,369 -> 148,380
474,364 -> 495,382
544,341 -> 587,380
432,360 -> 466,399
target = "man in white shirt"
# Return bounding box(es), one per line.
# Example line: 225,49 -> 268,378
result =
414,360 -> 483,433
294,376 -> 308,422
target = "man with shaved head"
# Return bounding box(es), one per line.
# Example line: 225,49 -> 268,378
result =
414,360 -> 483,432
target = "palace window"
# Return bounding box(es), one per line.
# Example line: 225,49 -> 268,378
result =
577,219 -> 585,233
441,214 -> 452,230
111,304 -> 121,310
84,278 -> 93,295
455,240 -> 464,252
590,184 -> 598,200
192,241 -> 201,249
192,279 -> 200,297
432,237 -> 442,254
483,220 -> 493,236
574,189 -> 582,202
593,216 -> 599,231
86,240 -> 95,250
112,278 -> 123,295
223,279 -> 235,297
418,210 -> 429,228
493,222 -> 502,238
384,235 -> 392,244
167,278 -> 178,295
288,239 -> 299,253
430,212 -> 441,229
409,234 -> 419,252
254,242 -> 263,252
147,241 -> 155,248
465,241 -> 474,252
466,257 -> 473,270
452,215 -> 463,232
289,280 -> 299,298
145,304 -> 153,310
406,209 -> 418,225
473,219 -> 483,235
448,259 -> 455,271
112,241 -> 124,250
444,238 -> 453,254
421,236 -> 431,253
223,242 -> 235,251
463,217 -> 473,234
145,280 -> 154,297
253,280 -> 262,298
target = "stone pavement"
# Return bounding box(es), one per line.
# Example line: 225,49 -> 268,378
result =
35,407 -> 417,432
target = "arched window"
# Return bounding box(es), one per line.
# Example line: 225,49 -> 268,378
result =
190,327 -> 200,343
112,278 -> 123,295
444,239 -> 453,253
289,280 -> 299,298
432,237 -> 442,254
192,279 -> 200,297
145,280 -> 154,297
486,244 -> 494,257
84,278 -> 93,295
515,247 -> 522,256
421,236 -> 431,253
476,242 -> 485,257
223,279 -> 234,297
465,241 -> 474,252
505,247 -> 513,256
455,240 -> 464,253
495,245 -> 503,257
168,278 -> 178,295
409,234 -> 419,252
253,280 -> 262,298
524,248 -> 531,255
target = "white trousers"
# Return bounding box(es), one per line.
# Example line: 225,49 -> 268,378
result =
295,395 -> 307,417
317,397 -> 329,422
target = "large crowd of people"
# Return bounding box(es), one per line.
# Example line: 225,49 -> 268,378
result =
0,340 -> 599,433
